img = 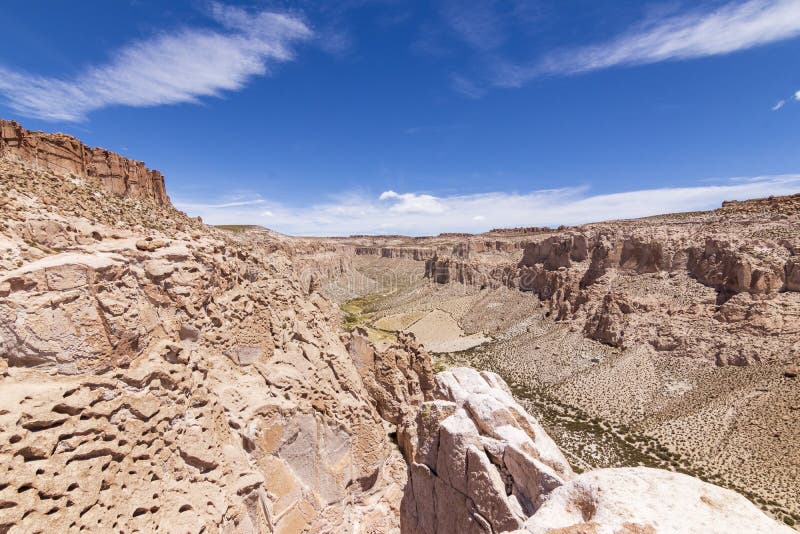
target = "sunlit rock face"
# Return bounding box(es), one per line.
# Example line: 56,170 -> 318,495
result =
0,151 -> 418,532
400,368 -> 793,534
0,119 -> 169,205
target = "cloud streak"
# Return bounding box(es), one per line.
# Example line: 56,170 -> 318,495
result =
441,0 -> 507,51
494,0 -> 800,87
173,174 -> 800,236
0,4 -> 311,121
450,74 -> 487,98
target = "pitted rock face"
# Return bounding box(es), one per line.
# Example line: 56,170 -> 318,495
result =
0,156 -> 409,533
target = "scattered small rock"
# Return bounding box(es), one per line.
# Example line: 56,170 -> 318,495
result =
179,323 -> 200,342
136,237 -> 168,251
783,365 -> 798,379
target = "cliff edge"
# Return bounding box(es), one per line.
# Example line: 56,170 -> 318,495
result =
0,120 -> 169,206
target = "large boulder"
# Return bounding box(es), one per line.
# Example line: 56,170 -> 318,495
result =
401,368 -> 793,534
516,467 -> 795,534
401,368 -> 574,534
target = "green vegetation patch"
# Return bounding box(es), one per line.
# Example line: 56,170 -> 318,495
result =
214,224 -> 261,233
341,294 -> 398,344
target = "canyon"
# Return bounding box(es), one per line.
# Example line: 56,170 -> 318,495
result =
0,123 -> 797,533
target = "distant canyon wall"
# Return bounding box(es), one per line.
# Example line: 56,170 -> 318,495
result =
340,205 -> 800,366
352,239 -> 525,262
425,228 -> 800,365
427,232 -> 800,299
354,246 -> 438,261
0,119 -> 169,206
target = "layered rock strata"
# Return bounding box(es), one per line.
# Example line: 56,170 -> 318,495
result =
417,201 -> 800,366
0,120 -> 168,205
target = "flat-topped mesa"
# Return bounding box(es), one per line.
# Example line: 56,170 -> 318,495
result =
487,226 -> 559,236
0,119 -> 169,206
354,246 -> 437,261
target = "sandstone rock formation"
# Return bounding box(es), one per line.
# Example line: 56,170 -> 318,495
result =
355,246 -> 437,261
347,328 -> 435,428
336,196 -> 800,367
0,154 -> 416,532
0,120 -> 168,205
400,367 -> 574,533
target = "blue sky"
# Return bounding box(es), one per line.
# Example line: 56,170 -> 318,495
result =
1,0 -> 799,235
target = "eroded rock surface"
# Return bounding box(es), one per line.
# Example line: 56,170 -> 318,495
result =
400,368 -> 792,534
0,154 -> 413,532
1,122 -> 795,533
400,367 -> 574,533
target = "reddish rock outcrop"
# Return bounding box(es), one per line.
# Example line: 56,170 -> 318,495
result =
0,119 -> 169,205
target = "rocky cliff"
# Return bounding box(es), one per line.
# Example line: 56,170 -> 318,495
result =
420,203 -> 800,366
355,246 -> 438,261
0,156 -> 428,532
0,120 -> 169,205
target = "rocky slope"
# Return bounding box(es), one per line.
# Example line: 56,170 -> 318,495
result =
0,123 -> 795,533
0,154 -> 437,532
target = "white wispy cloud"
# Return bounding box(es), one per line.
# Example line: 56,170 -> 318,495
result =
379,190 -> 446,213
441,0 -> 506,51
494,0 -> 800,87
450,74 -> 486,98
0,4 -> 311,121
773,99 -> 786,110
173,174 -> 800,236
178,198 -> 266,209
795,89 -> 800,100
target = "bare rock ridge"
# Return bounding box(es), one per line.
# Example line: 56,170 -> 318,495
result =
0,119 -> 169,205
